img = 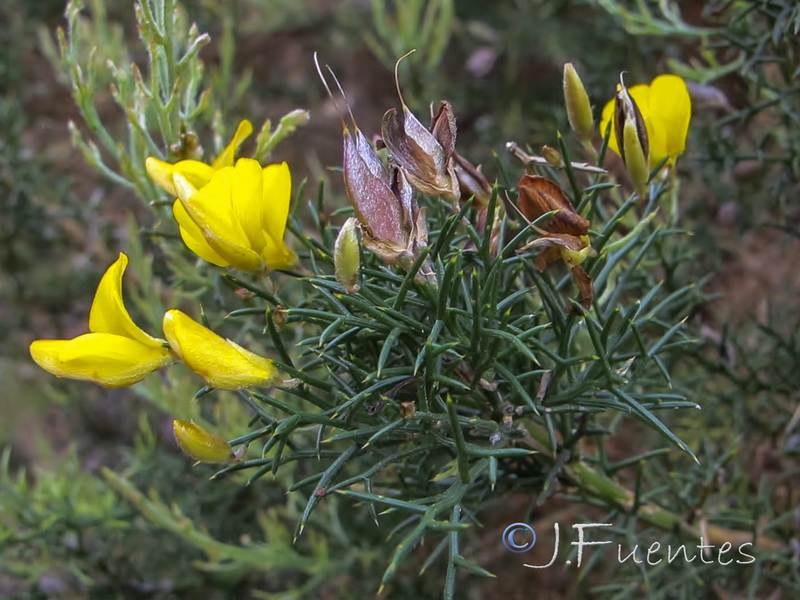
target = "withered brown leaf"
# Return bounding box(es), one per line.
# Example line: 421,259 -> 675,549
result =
516,174 -> 594,309
517,174 -> 589,237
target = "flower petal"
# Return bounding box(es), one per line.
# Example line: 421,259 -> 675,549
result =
162,309 -> 279,390
259,162 -> 297,269
145,157 -> 214,196
260,162 -> 292,247
88,253 -> 166,347
174,168 -> 238,238
261,241 -> 298,271
626,83 -> 675,167
211,120 -> 254,170
30,333 -> 172,388
172,200 -> 230,267
599,97 -> 617,155
232,158 -> 267,251
173,171 -> 263,272
648,74 -> 691,161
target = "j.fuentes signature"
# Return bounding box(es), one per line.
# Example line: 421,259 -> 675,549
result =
502,522 -> 755,568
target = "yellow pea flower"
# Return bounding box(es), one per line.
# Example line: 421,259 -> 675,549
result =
162,309 -> 281,390
171,158 -> 297,272
173,419 -> 238,464
145,120 -> 253,196
600,74 -> 691,170
29,253 -> 173,388
145,121 -> 296,272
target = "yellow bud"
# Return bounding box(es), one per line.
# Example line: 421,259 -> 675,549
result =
563,63 -> 594,145
541,145 -> 563,167
173,419 -> 237,464
334,217 -> 361,293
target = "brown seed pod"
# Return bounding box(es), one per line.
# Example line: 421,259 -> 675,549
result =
315,53 -> 435,283
380,52 -> 460,199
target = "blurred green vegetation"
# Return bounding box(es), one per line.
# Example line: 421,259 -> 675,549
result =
1,0 -> 799,599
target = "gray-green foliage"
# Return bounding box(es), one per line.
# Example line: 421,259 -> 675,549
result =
4,0 -> 799,599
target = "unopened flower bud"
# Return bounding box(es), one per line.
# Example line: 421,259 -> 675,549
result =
622,116 -> 650,195
541,145 -> 563,167
173,419 -> 238,464
563,63 -> 594,145
334,217 -> 361,293
399,401 -> 416,419
272,305 -> 288,330
614,75 -> 650,195
283,108 -> 311,127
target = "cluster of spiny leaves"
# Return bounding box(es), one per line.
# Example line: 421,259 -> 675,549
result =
208,140 -> 700,592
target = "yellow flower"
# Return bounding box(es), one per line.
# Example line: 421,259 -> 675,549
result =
29,254 -> 173,388
145,120 -> 253,196
162,309 -> 280,390
173,419 -> 238,464
600,74 -> 691,169
171,158 -> 296,272
146,121 -> 296,271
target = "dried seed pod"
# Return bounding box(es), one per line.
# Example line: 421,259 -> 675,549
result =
380,53 -> 459,199
452,151 -> 492,208
570,264 -> 594,310
315,54 -> 435,284
399,401 -> 416,419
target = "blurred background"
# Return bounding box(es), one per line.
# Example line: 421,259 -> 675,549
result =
1,0 -> 798,598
